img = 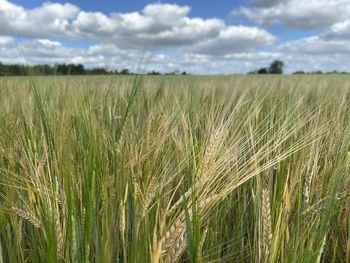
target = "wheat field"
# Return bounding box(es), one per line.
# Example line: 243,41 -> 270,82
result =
0,75 -> 349,262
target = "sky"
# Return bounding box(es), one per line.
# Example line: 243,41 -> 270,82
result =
0,0 -> 350,74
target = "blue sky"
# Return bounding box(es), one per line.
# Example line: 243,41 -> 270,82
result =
1,0 -> 350,74
11,0 -> 244,20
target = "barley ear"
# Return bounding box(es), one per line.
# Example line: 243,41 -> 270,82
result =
262,188 -> 272,262
55,206 -> 63,259
12,206 -> 42,228
303,171 -> 312,206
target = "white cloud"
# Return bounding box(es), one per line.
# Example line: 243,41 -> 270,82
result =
0,1 -> 275,56
72,4 -> 226,49
223,51 -> 283,61
235,0 -> 350,30
142,3 -> 191,27
2,0 -> 349,74
323,20 -> 350,40
72,11 -> 119,37
3,36 -> 350,74
37,39 -> 62,47
189,26 -> 276,55
0,37 -> 278,74
0,39 -> 147,71
279,36 -> 350,54
273,34 -> 350,73
283,54 -> 350,73
250,0 -> 286,8
0,36 -> 13,46
0,0 -> 79,38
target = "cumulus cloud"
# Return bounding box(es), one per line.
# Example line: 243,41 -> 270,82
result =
0,37 -> 280,74
0,0 -> 275,73
2,0 -> 349,74
323,20 -> 350,40
72,3 -> 246,50
284,54 -> 350,73
0,0 -> 275,55
235,0 -> 350,30
0,36 -> 14,46
279,36 -> 350,54
2,36 -> 350,74
189,26 -> 276,55
250,0 -> 287,8
0,39 -> 126,69
0,0 -> 79,38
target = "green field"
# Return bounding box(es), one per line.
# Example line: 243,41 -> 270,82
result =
0,75 -> 349,262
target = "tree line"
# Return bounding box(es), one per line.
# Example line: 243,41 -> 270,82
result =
291,70 -> 350,75
248,60 -> 284,74
248,60 -> 350,75
0,62 -> 132,76
0,62 -> 189,76
1,60 -> 347,76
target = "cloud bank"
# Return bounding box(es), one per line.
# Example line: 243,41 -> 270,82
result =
0,0 -> 350,74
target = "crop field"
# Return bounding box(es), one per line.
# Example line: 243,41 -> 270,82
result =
0,75 -> 349,262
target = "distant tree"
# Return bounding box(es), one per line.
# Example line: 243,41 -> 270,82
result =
39,64 -> 53,75
181,71 -> 187,75
257,68 -> 269,74
71,64 -> 85,75
0,62 -> 4,76
247,70 -> 257,74
120,69 -> 130,75
311,70 -> 323,75
0,62 -> 119,76
88,68 -> 109,75
56,64 -> 69,75
292,71 -> 305,75
8,64 -> 22,75
269,60 -> 284,74
147,70 -> 161,75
